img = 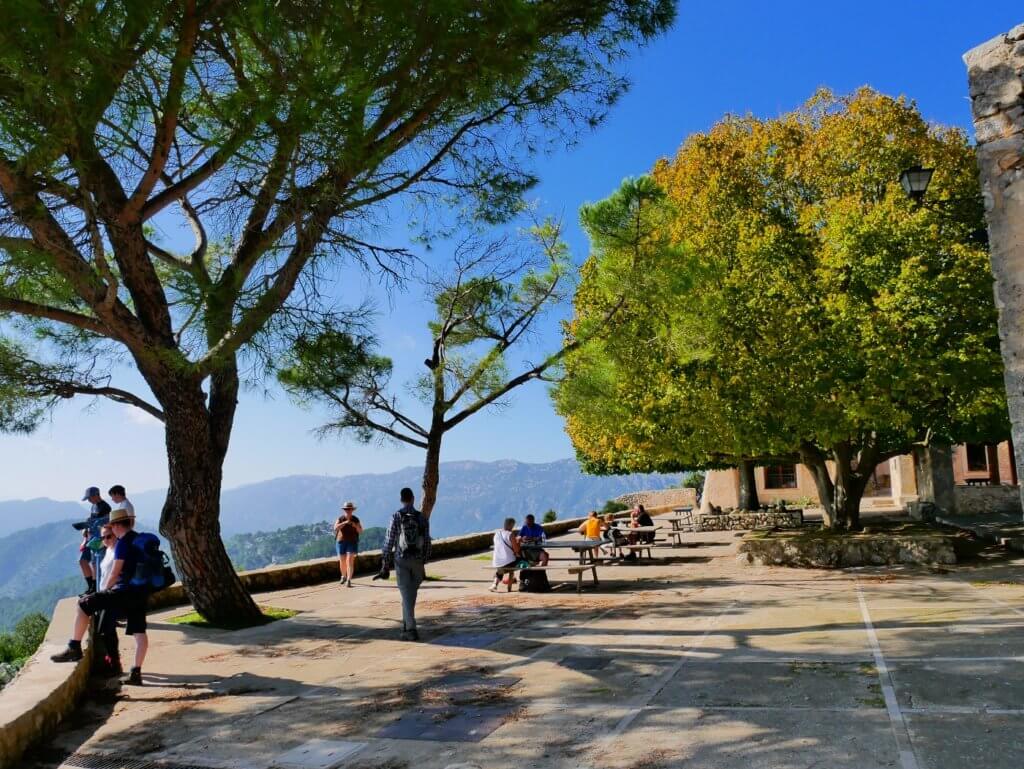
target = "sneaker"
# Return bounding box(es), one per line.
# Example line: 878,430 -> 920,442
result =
489,584 -> 500,593
51,645 -> 83,663
346,580 -> 354,588
339,575 -> 347,585
123,668 -> 143,686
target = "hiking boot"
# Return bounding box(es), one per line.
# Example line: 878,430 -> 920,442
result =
123,667 -> 143,686
51,645 -> 83,663
400,628 -> 420,642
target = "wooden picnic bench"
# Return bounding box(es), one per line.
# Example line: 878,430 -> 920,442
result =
488,563 -> 600,594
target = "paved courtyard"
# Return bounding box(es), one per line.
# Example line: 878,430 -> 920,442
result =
25,525 -> 1024,769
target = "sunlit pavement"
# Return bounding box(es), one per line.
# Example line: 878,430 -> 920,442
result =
28,526 -> 1024,769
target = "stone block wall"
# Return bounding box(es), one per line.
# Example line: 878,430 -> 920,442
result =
615,488 -> 697,510
954,484 -> 1024,516
965,25 -> 1024,510
695,510 -> 804,531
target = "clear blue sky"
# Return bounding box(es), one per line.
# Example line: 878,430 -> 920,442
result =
2,2 -> 1020,504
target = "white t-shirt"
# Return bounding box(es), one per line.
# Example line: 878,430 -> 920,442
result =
113,499 -> 135,518
99,547 -> 117,591
492,530 -> 517,567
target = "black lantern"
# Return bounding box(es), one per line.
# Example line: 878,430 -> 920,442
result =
899,166 -> 934,201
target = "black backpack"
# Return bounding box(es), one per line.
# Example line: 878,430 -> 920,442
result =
519,568 -> 551,593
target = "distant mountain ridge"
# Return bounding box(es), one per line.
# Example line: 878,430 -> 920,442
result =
1,458 -> 681,540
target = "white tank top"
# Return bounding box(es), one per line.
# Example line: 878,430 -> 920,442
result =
492,530 -> 517,566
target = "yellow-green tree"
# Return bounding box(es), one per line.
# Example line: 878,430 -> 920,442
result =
555,88 -> 1008,530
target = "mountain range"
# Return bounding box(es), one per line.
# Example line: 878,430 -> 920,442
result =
0,458 -> 681,540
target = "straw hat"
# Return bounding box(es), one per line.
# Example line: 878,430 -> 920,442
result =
341,501 -> 357,511
108,507 -> 135,525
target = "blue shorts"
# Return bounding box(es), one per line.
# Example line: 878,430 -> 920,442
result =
336,541 -> 358,555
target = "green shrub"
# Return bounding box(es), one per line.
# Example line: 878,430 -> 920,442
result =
600,499 -> 629,515
542,510 -> 557,523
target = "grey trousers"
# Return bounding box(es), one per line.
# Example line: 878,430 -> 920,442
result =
395,558 -> 426,631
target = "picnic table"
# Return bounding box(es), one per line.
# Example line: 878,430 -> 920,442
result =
661,507 -> 696,545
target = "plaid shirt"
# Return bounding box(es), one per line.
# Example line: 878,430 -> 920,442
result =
382,505 -> 431,568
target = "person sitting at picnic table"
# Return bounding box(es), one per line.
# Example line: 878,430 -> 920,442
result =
577,510 -> 603,560
636,504 -> 656,543
601,513 -> 627,555
490,518 -> 523,592
519,514 -> 549,566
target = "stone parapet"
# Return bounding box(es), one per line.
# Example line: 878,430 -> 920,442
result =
695,510 -> 803,531
0,598 -> 94,769
953,484 -> 1023,516
615,488 -> 697,509
738,530 -> 957,568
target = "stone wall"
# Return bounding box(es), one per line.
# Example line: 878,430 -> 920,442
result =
738,531 -> 957,568
965,24 -> 1024,510
0,598 -> 94,769
615,488 -> 696,510
695,509 -> 803,531
954,484 -> 1024,516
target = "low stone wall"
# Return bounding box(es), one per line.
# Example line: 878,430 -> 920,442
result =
954,485 -> 1023,516
615,488 -> 697,510
695,510 -> 804,531
0,598 -> 94,769
738,530 -> 957,568
151,515 -> 589,612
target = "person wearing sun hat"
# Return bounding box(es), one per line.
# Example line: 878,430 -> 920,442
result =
333,501 -> 363,587
52,504 -> 151,686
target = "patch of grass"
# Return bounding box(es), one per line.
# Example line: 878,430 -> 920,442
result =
857,695 -> 886,708
470,554 -> 491,561
169,605 -> 298,630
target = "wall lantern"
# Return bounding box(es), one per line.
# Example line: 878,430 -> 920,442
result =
899,166 -> 935,201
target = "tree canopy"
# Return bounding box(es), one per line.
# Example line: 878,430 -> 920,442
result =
554,88 -> 1009,529
0,0 -> 676,621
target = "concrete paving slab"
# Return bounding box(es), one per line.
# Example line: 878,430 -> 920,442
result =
890,659 -> 1024,710
273,739 -> 366,768
649,660 -> 883,710
583,706 -> 898,769
905,713 -> 1024,769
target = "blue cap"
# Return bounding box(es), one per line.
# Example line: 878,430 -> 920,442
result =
82,486 -> 100,501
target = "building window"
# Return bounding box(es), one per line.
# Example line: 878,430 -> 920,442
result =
965,444 -> 989,472
764,464 -> 797,489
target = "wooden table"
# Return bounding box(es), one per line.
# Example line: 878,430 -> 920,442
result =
661,508 -> 697,545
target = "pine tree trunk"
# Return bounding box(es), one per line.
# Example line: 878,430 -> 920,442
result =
157,380 -> 261,624
737,459 -> 760,510
420,434 -> 442,519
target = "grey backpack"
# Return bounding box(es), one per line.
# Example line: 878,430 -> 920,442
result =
398,509 -> 426,560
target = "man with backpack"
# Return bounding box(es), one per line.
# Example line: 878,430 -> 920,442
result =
376,487 -> 431,641
51,506 -> 160,685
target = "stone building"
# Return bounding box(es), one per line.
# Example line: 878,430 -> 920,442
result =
704,441 -> 1020,515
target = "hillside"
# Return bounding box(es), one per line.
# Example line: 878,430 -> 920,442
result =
0,498 -> 90,538
130,458 -> 682,537
225,522 -> 386,570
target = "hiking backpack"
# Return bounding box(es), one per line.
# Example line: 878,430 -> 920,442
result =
129,532 -> 177,592
397,509 -> 426,560
519,568 -> 551,593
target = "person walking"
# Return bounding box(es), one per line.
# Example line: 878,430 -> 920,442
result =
74,486 -> 110,594
377,487 -> 430,642
334,501 -> 363,586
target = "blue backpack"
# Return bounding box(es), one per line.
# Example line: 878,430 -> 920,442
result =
129,532 -> 177,592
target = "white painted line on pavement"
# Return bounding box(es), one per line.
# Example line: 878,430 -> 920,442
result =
857,584 -> 922,769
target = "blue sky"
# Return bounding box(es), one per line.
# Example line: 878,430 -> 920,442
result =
2,2 -> 1021,504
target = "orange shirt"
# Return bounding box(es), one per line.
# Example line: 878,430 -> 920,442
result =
582,518 -> 602,539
